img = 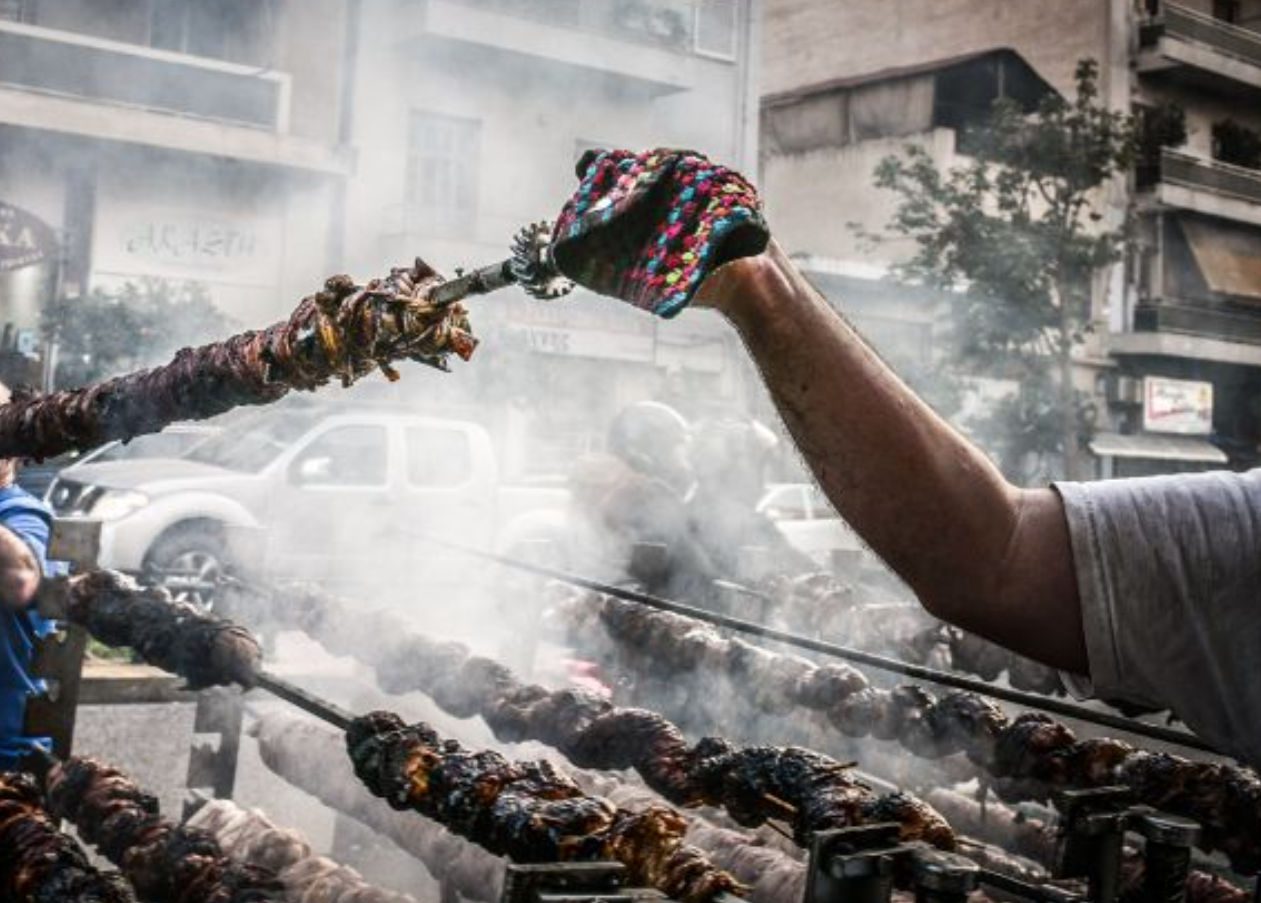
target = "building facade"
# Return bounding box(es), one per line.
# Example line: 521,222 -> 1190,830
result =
341,0 -> 760,477
762,0 -> 1261,477
0,0 -> 353,386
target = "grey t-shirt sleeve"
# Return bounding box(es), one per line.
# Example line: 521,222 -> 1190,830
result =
1053,469 -> 1261,765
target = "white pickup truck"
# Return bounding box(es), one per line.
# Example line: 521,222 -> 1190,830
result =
44,402 -> 564,601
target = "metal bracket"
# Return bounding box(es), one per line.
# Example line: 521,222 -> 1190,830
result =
806,823 -> 913,903
498,862 -> 668,903
48,518 -> 101,572
910,849 -> 978,903
1133,809 -> 1202,903
24,622 -> 88,758
1053,787 -> 1133,903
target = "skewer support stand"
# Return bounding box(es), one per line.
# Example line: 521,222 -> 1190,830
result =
498,862 -> 669,903
806,823 -> 910,903
911,850 -> 978,903
1134,811 -> 1201,903
1053,787 -> 1131,903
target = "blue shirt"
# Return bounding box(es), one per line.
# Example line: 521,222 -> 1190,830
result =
0,485 -> 58,770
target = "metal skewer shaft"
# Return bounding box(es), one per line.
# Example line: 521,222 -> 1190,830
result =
415,534 -> 1219,755
429,260 -> 517,307
251,671 -> 355,733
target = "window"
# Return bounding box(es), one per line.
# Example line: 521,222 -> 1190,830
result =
290,425 -> 388,488
148,0 -> 276,66
406,427 -> 472,487
406,111 -> 481,230
695,0 -> 737,60
0,0 -> 28,23
1214,0 -> 1241,23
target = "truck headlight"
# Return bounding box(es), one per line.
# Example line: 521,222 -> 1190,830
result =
89,490 -> 149,521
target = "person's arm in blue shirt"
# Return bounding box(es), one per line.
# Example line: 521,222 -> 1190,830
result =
0,517 -> 44,610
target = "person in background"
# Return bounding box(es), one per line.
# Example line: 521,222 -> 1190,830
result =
0,381 -> 57,770
687,416 -> 815,578
548,148 -> 1261,769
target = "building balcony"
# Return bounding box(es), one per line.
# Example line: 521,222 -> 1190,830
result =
1137,148 -> 1261,228
0,19 -> 348,174
1138,1 -> 1261,97
401,0 -> 737,95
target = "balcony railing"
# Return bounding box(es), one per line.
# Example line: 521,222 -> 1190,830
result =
448,0 -> 695,51
1141,1 -> 1261,69
0,19 -> 290,131
1142,147 -> 1261,206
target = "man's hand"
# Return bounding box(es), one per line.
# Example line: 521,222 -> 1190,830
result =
0,525 -> 39,610
551,148 -> 769,318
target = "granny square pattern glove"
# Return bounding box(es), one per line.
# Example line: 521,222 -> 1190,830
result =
551,148 -> 769,318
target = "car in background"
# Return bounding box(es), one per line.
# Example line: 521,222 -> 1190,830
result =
44,402 -> 564,602
757,481 -> 861,566
18,423 -> 220,500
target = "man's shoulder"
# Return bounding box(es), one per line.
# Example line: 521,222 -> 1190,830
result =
0,486 -> 52,529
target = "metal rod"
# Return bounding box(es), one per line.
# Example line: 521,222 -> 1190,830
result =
429,260 -> 515,307
251,671 -> 355,733
418,535 -> 1219,754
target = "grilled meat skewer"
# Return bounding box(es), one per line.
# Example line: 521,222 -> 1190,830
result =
0,260 -> 474,461
223,581 -> 953,849
56,570 -> 263,689
47,756 -> 283,903
347,711 -> 745,903
551,588 -> 1261,872
187,799 -> 416,903
0,771 -> 137,902
252,711 -> 505,903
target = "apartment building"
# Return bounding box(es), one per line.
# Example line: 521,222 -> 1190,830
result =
762,0 -> 1261,477
342,0 -> 759,475
0,0 -> 353,384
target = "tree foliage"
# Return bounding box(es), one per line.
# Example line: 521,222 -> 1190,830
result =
874,60 -> 1136,482
41,279 -> 236,389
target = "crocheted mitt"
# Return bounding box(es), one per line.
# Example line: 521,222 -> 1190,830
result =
551,148 -> 769,318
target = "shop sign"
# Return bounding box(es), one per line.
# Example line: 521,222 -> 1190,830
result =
503,289 -> 656,363
93,203 -> 279,287
0,202 -> 57,272
1143,376 -> 1213,435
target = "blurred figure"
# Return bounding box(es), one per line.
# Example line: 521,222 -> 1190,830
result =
687,416 -> 814,579
0,382 -> 59,770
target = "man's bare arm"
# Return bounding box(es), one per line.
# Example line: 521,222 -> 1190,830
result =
701,242 -> 1088,674
0,525 -> 41,610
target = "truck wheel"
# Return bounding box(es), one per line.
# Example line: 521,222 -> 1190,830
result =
143,522 -> 227,609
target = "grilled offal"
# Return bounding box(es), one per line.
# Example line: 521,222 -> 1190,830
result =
64,570 -> 262,689
0,771 -> 136,903
0,260 -> 474,461
556,589 -> 1261,872
227,581 -> 953,849
347,711 -> 744,903
47,757 -> 283,903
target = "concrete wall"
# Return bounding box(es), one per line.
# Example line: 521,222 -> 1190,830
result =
761,128 -> 959,264
762,0 -> 1111,98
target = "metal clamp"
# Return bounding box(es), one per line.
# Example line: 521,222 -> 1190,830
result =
498,863 -> 667,903
806,824 -> 914,903
1053,787 -> 1133,903
1134,810 -> 1201,903
911,849 -> 978,903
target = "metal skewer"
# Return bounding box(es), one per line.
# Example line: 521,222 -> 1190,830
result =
414,534 -> 1220,755
430,221 -> 573,307
249,671 -> 355,733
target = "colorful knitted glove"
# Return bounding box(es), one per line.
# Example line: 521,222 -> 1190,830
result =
551,148 -> 769,318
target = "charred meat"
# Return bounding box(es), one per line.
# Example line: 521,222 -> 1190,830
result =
0,771 -> 136,903
47,757 -> 283,903
0,261 -> 474,461
346,711 -> 744,903
65,570 -> 262,689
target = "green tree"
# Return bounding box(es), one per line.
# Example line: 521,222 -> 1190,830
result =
873,60 -> 1136,482
41,278 -> 236,389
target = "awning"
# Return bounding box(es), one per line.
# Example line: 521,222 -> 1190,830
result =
1179,217 -> 1261,301
1089,431 -> 1227,464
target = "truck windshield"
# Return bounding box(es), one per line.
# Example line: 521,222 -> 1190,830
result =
185,411 -> 317,472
